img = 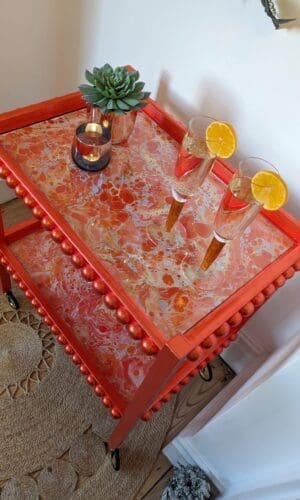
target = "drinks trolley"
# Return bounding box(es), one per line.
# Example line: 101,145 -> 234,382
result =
0,93 -> 299,470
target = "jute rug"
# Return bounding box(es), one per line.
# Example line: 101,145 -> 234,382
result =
0,291 -> 176,500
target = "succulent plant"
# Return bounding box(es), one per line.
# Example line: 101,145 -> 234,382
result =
79,63 -> 151,115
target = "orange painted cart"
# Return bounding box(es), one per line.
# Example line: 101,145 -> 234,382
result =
0,93 -> 299,470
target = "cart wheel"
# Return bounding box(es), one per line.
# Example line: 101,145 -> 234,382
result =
199,363 -> 213,382
111,448 -> 120,471
103,442 -> 120,471
5,291 -> 20,310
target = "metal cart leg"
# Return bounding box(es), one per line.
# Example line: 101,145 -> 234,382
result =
107,346 -> 180,470
0,208 -> 19,309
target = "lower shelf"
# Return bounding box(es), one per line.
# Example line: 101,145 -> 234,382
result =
3,228 -> 251,421
8,229 -> 157,410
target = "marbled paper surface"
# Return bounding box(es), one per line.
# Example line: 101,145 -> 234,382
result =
2,110 -> 293,341
11,230 -> 155,403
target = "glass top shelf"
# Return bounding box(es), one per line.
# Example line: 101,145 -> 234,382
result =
0,110 -> 293,339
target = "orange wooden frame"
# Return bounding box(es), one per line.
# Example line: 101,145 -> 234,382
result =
0,92 -> 299,451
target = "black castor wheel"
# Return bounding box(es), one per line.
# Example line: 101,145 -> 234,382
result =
104,442 -> 120,471
5,291 -> 20,310
199,363 -> 213,382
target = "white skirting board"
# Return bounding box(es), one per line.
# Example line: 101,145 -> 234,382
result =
220,325 -> 268,374
163,326 -> 270,493
164,337 -> 300,498
163,353 -> 268,495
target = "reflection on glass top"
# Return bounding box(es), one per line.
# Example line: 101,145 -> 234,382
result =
1,110 -> 293,339
10,229 -> 155,402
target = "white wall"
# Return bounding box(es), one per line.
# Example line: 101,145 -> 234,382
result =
164,337 -> 300,498
80,0 -> 300,350
80,0 -> 300,218
0,0 -> 84,200
0,0 -> 299,350
2,0 -> 300,217
0,0 -> 82,112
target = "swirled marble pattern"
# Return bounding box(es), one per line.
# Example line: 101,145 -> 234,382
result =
2,110 -> 293,343
11,230 -> 155,403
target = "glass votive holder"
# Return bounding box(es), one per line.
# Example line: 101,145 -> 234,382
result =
71,120 -> 111,172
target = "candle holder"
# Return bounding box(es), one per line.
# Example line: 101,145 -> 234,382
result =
71,120 -> 111,172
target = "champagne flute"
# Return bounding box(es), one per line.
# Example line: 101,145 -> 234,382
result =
182,157 -> 287,289
147,115 -> 217,248
166,115 -> 217,230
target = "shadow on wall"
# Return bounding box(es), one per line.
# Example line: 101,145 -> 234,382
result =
0,0 -> 84,111
155,70 -> 300,217
156,71 -> 239,126
0,0 -> 97,110
56,0 -> 101,92
57,0 -> 83,92
74,0 -> 104,86
155,70 -> 242,168
283,189 -> 300,220
43,0 -> 105,95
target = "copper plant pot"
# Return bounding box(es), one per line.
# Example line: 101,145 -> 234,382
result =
88,106 -> 137,145
106,111 -> 137,144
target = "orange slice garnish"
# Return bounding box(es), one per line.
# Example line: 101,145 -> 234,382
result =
251,170 -> 288,210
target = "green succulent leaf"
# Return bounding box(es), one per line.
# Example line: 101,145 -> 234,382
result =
79,63 -> 151,113
78,87 -> 100,101
83,95 -> 98,105
78,84 -> 95,93
106,99 -> 115,110
85,70 -> 95,85
140,91 -> 151,100
133,102 -> 147,110
116,99 -> 131,110
130,70 -> 139,81
96,97 -> 109,107
102,63 -> 113,72
122,97 -> 140,107
134,81 -> 145,93
101,88 -> 112,98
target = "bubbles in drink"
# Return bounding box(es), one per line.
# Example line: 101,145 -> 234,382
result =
172,157 -> 214,202
182,135 -> 210,158
215,177 -> 261,241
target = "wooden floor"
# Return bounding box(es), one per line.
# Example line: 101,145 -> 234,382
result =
2,198 -> 235,499
135,358 -> 234,499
